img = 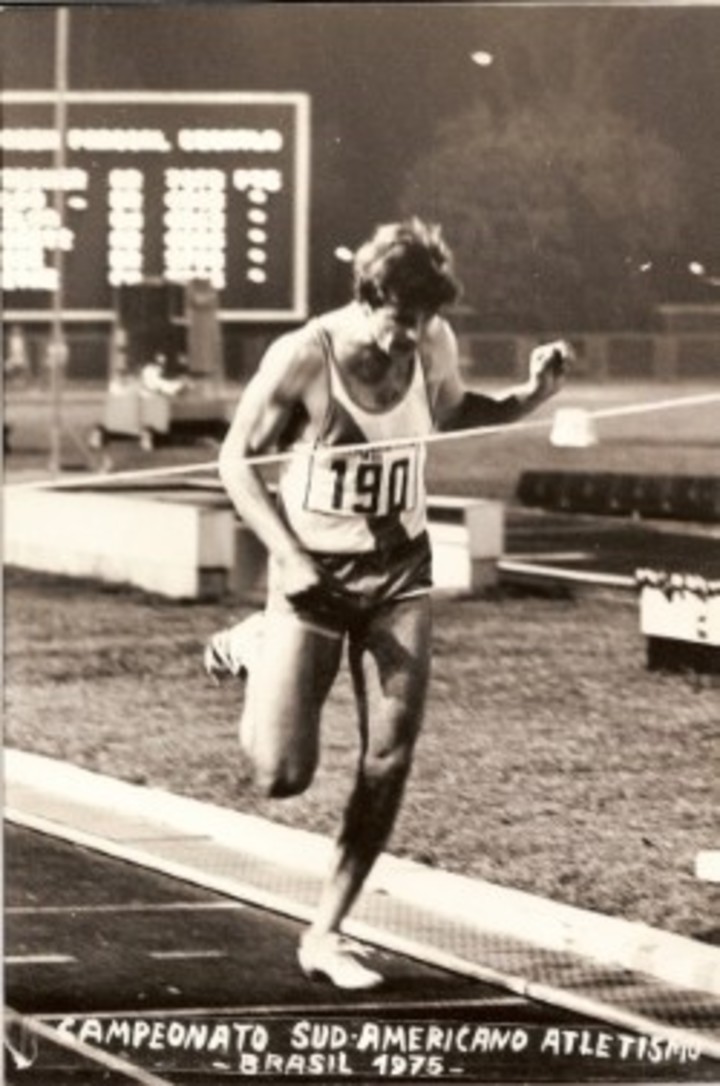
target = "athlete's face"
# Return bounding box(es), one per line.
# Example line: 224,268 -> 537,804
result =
364,304 -> 428,358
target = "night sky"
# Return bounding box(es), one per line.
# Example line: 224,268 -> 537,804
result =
2,3 -> 719,309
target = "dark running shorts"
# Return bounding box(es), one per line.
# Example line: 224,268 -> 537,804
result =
267,531 -> 433,637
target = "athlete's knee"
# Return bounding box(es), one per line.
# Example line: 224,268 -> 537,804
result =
339,741 -> 415,857
362,738 -> 415,786
258,770 -> 312,800
253,756 -> 316,799
364,698 -> 423,778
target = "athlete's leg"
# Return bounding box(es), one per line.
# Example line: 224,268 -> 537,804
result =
240,610 -> 344,798
299,594 -> 432,981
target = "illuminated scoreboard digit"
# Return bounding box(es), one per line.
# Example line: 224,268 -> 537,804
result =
0,91 -> 310,321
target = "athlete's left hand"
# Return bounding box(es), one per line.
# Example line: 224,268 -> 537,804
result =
529,340 -> 574,397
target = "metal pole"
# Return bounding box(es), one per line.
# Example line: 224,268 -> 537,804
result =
49,6 -> 69,475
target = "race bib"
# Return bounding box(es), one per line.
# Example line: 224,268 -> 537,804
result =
304,445 -> 421,518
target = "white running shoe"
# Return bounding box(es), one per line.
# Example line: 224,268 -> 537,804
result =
298,933 -> 383,990
203,613 -> 264,683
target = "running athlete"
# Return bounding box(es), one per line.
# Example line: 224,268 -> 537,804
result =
207,218 -> 571,989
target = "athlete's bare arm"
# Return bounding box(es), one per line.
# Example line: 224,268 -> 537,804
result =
218,330 -> 324,597
423,318 -> 571,431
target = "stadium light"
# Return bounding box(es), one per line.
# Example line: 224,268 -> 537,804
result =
688,260 -> 720,286
470,50 -> 494,67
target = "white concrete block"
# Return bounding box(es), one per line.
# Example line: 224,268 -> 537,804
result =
4,489 -> 504,601
550,407 -> 598,448
696,851 -> 720,883
4,488 -> 236,599
637,571 -> 720,646
429,498 -> 504,593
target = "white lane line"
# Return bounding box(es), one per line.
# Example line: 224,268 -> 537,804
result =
36,995 -> 530,1020
497,559 -> 634,588
148,950 -> 226,961
506,550 -> 593,562
6,902 -> 247,915
5,954 -> 76,965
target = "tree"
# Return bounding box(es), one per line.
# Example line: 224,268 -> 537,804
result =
400,95 -> 691,331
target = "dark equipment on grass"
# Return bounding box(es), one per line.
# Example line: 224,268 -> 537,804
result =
89,278 -> 229,453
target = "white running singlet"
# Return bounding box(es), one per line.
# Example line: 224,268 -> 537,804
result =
278,321 -> 435,554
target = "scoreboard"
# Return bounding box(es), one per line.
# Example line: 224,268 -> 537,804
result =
0,91 -> 310,322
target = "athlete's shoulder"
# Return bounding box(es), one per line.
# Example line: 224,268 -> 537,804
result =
312,302 -> 360,339
255,318 -> 326,396
420,314 -> 459,375
263,318 -> 325,365
424,313 -> 457,350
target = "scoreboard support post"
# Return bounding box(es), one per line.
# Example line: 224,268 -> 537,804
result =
49,6 -> 70,475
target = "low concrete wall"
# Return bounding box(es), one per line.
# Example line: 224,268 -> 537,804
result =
4,487 -> 236,600
4,486 -> 504,602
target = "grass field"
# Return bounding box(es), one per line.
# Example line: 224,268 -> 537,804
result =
4,378 -> 720,944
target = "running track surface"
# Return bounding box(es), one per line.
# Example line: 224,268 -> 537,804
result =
5,825 -> 719,1085
5,503 -> 719,1082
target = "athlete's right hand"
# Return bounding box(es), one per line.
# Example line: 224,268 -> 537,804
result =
280,549 -> 359,619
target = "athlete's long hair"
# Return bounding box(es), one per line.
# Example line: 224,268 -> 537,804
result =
353,218 -> 462,314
